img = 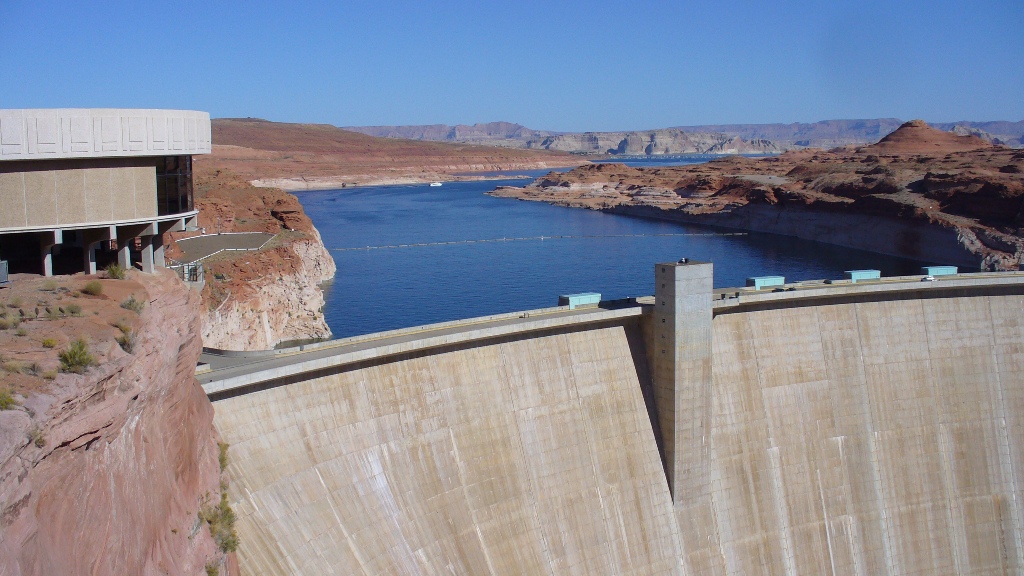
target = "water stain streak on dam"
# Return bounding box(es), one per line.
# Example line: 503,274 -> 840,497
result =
205,268 -> 1024,574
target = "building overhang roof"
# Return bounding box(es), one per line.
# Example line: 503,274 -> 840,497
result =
0,109 -> 211,161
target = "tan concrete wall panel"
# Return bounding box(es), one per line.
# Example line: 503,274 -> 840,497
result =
2,164 -> 162,228
22,171 -> 56,227
109,167 -> 136,220
133,166 -> 157,218
54,168 -> 85,225
83,166 -> 113,223
0,172 -> 26,228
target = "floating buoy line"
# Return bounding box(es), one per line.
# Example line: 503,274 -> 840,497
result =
331,232 -> 748,251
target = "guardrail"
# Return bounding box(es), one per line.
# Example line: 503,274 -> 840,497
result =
166,259 -> 204,286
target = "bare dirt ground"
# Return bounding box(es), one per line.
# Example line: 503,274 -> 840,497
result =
0,272 -> 148,396
196,118 -> 587,189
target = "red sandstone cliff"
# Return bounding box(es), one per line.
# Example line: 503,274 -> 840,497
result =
0,270 -> 237,575
491,120 -> 1024,269
167,170 -> 336,351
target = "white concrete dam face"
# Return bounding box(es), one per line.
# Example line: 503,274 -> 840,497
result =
212,293 -> 1024,575
212,324 -> 681,574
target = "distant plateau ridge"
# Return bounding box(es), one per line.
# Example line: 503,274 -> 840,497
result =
347,118 -> 1024,153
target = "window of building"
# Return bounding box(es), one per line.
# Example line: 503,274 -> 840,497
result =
156,155 -> 194,215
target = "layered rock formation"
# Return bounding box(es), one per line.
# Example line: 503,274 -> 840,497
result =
169,170 -> 337,351
0,270 -> 237,575
344,121 -> 559,147
350,122 -> 783,155
525,128 -> 780,155
348,118 -> 1024,151
491,120 -> 1024,269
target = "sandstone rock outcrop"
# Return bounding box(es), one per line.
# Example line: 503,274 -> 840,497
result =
525,128 -> 781,155
0,270 -> 237,575
348,118 -> 1024,151
490,121 -> 1024,269
169,170 -> 337,351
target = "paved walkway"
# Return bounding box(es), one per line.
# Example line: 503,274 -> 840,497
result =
175,232 -> 275,263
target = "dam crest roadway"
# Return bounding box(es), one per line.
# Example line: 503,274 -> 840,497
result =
203,266 -> 1024,575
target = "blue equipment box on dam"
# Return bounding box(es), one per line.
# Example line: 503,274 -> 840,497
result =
558,292 -> 601,310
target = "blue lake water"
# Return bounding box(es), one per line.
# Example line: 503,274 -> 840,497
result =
294,170 -> 925,339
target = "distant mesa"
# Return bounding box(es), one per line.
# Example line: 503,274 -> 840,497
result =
864,119 -> 994,154
346,118 -> 1024,153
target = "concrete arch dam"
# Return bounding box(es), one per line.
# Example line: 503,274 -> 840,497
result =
201,267 -> 1024,575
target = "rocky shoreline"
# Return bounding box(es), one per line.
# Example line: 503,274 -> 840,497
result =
490,121 -> 1024,270
249,171 -> 534,191
169,170 -> 337,351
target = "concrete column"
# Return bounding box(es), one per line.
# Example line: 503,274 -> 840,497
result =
153,233 -> 165,268
39,230 -> 62,277
81,227 -> 115,275
140,235 -> 155,273
41,245 -> 54,277
83,244 -> 97,275
652,260 -> 713,502
117,240 -> 131,269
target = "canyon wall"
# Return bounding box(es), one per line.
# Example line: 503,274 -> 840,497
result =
201,232 -> 336,350
0,270 -> 237,575
211,286 -> 1024,574
181,171 -> 337,351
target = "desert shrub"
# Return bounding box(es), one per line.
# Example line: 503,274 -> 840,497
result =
15,327 -> 26,337
7,297 -> 22,308
45,308 -> 61,320
66,304 -> 82,317
104,263 -> 127,280
1,361 -> 20,374
200,491 -> 239,553
121,295 -> 145,314
28,427 -> 45,448
0,318 -> 13,330
42,370 -> 57,380
40,279 -> 58,292
218,442 -> 230,472
58,339 -> 96,374
116,330 -> 138,353
41,337 -> 58,348
0,388 -> 17,410
205,563 -> 219,576
81,281 -> 103,296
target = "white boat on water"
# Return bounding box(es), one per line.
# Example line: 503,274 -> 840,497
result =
429,182 -> 442,187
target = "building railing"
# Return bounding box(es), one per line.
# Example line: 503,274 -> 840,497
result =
166,258 -> 204,286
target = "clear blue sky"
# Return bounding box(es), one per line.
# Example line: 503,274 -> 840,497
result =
2,1 -> 1021,132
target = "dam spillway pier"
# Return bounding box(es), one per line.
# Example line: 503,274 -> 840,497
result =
653,260 -> 714,505
202,268 -> 1024,575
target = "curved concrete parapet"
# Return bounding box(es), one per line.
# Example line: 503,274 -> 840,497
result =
210,273 -> 1024,574
0,109 -> 211,160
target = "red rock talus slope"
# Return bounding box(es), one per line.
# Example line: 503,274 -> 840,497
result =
491,120 -> 1024,269
167,170 -> 337,350
198,118 -> 586,189
0,270 -> 237,575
